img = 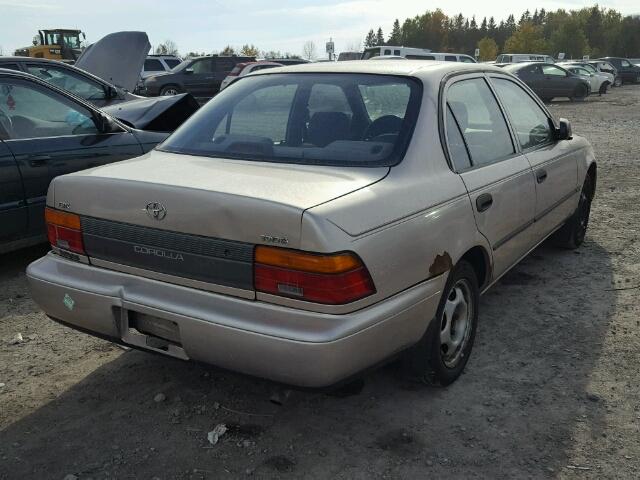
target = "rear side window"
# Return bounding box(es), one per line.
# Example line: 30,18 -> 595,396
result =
406,55 -> 435,60
445,56 -> 457,62
460,56 -> 475,63
160,73 -> 422,167
445,104 -> 472,171
215,59 -> 235,72
446,78 -> 514,166
492,78 -> 553,149
144,59 -> 164,71
165,59 -> 181,69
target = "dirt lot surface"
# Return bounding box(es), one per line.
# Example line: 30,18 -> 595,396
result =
1,86 -> 639,480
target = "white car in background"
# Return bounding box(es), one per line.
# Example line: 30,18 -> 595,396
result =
560,62 -> 615,89
561,64 -> 611,95
220,61 -> 283,91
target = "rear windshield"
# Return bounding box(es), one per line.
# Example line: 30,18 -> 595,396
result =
159,73 -> 422,167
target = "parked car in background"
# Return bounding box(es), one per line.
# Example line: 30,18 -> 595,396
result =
27,61 -> 596,389
141,55 -> 182,80
559,63 -> 611,94
587,60 -> 621,86
496,53 -> 555,64
361,46 -> 432,59
261,58 -> 310,66
0,68 -> 169,254
503,62 -> 590,102
220,61 -> 283,91
143,55 -> 254,103
413,52 -> 477,63
0,57 -> 199,132
338,51 -> 362,61
559,61 -> 615,88
368,55 -> 407,61
596,57 -> 640,84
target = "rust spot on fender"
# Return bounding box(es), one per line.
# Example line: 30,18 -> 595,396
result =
429,252 -> 453,277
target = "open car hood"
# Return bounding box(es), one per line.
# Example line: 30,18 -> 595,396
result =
75,31 -> 150,92
101,93 -> 200,132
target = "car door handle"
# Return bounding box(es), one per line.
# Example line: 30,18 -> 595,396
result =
476,193 -> 493,212
536,169 -> 548,184
27,154 -> 51,167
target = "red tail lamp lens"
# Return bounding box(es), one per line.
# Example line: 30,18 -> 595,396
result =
45,208 -> 84,254
254,246 -> 375,305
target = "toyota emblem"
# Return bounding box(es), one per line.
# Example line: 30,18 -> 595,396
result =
144,202 -> 167,220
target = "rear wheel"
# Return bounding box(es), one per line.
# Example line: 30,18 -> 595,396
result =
614,77 -> 622,87
599,82 -> 610,95
402,260 -> 479,386
553,173 -> 594,249
160,85 -> 180,96
570,84 -> 588,102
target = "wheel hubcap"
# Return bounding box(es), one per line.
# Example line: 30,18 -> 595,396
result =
439,280 -> 473,368
163,88 -> 177,96
576,191 -> 591,243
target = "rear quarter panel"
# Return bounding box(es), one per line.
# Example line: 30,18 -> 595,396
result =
302,79 -> 491,308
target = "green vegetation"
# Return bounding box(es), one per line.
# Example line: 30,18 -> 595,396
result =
364,6 -> 640,59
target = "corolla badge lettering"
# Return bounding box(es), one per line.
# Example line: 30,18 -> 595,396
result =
134,245 -> 184,261
144,202 -> 167,220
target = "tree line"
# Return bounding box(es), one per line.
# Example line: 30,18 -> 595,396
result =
364,6 -> 640,61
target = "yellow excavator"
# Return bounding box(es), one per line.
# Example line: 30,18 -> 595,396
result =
14,29 -> 85,61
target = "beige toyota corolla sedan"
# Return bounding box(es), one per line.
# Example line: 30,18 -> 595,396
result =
27,61 -> 596,387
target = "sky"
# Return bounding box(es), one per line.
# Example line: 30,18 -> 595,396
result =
0,0 -> 638,58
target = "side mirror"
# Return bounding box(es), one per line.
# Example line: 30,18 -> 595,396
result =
556,118 -> 572,141
93,112 -> 118,133
185,68 -> 194,74
106,86 -> 119,98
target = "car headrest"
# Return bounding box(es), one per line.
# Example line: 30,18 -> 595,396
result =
307,111 -> 350,147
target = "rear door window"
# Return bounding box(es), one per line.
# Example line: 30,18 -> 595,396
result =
542,65 -> 567,77
491,77 -> 553,149
446,78 -> 514,166
445,56 -> 457,62
165,59 -> 181,69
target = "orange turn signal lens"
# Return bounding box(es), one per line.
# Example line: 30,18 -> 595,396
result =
45,208 -> 81,230
254,246 -> 362,274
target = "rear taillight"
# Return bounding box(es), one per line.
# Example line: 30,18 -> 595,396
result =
45,208 -> 84,255
254,246 -> 375,305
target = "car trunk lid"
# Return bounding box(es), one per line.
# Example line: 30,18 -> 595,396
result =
50,150 -> 387,296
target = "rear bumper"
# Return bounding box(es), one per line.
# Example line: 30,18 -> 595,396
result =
27,253 -> 443,387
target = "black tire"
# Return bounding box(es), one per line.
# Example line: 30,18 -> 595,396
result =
570,84 -> 588,102
160,85 -> 181,96
402,260 -> 479,386
599,82 -> 610,95
553,173 -> 594,249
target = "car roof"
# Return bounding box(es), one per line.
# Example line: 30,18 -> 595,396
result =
0,56 -> 67,64
250,60 -> 507,79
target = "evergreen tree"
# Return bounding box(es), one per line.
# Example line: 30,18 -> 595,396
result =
388,19 -> 402,44
376,27 -> 385,46
364,29 -> 376,47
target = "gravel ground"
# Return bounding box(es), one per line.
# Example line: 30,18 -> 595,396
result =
1,86 -> 639,480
